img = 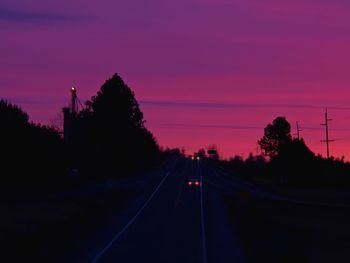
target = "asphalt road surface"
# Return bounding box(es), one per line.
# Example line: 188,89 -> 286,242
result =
7,157 -> 350,263
78,157 -> 245,263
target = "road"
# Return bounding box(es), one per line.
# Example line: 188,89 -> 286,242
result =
74,157 -> 245,263
6,157 -> 350,263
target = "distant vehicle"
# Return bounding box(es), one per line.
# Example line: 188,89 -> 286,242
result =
187,178 -> 200,187
191,153 -> 200,161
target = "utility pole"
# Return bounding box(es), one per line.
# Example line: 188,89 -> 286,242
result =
294,121 -> 302,140
320,108 -> 334,159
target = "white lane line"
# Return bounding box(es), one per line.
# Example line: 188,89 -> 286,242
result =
90,171 -> 172,263
200,175 -> 208,263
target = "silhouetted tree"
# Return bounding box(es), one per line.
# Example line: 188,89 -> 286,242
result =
0,100 -> 64,187
258,116 -> 292,158
217,153 -> 267,181
1,100 -> 29,179
197,148 -> 206,158
269,138 -> 316,184
75,73 -> 160,174
160,147 -> 183,159
0,100 -> 29,127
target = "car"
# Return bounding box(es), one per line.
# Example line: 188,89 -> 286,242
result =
187,178 -> 200,187
191,154 -> 200,161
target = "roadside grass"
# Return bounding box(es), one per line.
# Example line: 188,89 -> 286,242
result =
270,186 -> 350,205
0,187 -> 136,263
225,193 -> 350,263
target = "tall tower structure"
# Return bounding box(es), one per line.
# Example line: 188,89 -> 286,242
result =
70,87 -> 78,115
63,87 -> 79,143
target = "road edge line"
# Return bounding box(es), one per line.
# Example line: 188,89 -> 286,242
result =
90,171 -> 172,263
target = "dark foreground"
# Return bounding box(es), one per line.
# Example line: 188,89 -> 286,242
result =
2,157 -> 350,262
227,194 -> 350,262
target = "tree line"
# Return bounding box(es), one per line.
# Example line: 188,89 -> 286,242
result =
2,73 -> 349,189
0,100 -> 65,188
0,73 -> 180,190
221,116 -> 350,186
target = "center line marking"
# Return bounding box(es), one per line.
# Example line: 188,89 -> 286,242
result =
200,175 -> 208,263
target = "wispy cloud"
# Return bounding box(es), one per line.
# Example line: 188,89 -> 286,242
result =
1,96 -> 66,105
0,8 -> 84,24
155,123 -> 263,130
152,122 -> 350,133
139,100 -> 350,111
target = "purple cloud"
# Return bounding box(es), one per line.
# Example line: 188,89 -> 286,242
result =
0,7 -> 85,24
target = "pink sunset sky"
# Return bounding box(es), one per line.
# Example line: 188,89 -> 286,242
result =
2,0 -> 350,159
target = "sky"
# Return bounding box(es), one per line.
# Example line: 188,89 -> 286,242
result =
2,0 -> 350,159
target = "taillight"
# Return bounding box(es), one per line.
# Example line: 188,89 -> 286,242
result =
195,181 -> 200,186
188,181 -> 192,186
